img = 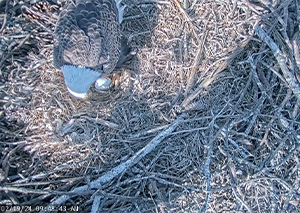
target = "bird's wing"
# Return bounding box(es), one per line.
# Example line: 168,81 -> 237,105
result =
53,0 -> 121,73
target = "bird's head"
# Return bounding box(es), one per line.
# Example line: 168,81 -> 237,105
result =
61,65 -> 101,99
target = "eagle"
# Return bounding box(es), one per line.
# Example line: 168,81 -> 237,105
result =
53,0 -> 127,99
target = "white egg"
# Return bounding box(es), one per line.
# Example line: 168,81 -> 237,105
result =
95,77 -> 112,91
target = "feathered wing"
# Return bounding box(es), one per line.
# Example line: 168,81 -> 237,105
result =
53,0 -> 121,74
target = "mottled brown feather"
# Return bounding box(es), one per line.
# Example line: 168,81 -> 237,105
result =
53,0 -> 121,74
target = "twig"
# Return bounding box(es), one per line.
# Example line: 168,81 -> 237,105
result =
0,0 -> 10,33
201,141 -> 213,212
181,60 -> 226,109
245,56 -> 267,134
173,0 -> 202,97
21,5 -> 57,26
293,34 -> 300,74
42,114 -> 184,211
181,41 -> 249,109
152,176 -> 205,193
228,159 -> 253,213
260,61 -> 288,85
81,116 -> 120,129
184,30 -> 208,96
255,25 -> 300,101
91,196 -> 102,213
131,124 -> 169,138
173,0 -> 192,22
0,186 -> 74,196
13,154 -> 101,184
261,88 -> 292,147
201,121 -> 228,212
0,34 -> 31,73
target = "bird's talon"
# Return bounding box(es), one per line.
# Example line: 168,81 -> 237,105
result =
112,73 -> 121,87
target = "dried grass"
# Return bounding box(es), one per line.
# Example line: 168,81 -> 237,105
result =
1,0 -> 300,212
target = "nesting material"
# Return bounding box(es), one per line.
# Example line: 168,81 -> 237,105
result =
1,0 -> 300,212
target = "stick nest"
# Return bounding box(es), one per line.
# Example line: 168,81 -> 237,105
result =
1,0 -> 300,212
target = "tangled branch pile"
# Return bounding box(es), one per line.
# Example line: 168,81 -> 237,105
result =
1,0 -> 300,212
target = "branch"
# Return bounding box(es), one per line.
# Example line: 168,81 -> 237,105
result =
91,196 -> 102,213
